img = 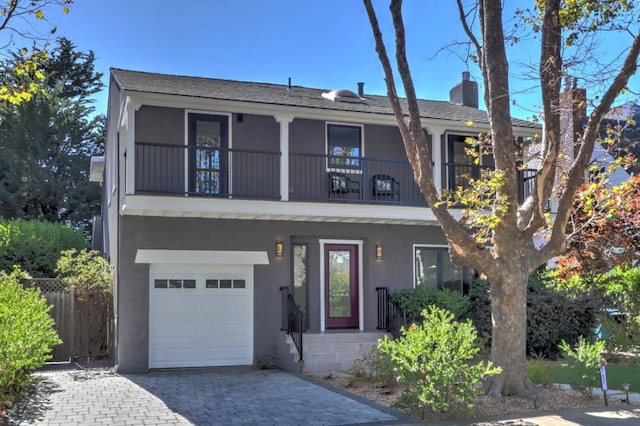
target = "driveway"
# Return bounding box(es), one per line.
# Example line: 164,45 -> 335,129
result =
6,364 -> 411,426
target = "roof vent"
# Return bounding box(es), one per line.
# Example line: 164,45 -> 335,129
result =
321,89 -> 364,103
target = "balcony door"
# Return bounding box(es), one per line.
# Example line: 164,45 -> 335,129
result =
188,113 -> 229,195
324,244 -> 359,328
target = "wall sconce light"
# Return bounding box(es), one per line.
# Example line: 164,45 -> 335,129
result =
375,244 -> 383,260
275,241 -> 284,257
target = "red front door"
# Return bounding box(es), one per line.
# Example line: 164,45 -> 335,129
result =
325,244 -> 359,328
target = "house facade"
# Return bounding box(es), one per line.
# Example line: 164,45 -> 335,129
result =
91,68 -> 538,373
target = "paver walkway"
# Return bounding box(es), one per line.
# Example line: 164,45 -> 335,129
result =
6,364 -> 408,426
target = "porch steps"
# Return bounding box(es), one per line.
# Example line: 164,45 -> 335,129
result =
298,331 -> 388,375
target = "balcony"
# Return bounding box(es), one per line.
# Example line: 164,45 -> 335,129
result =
134,142 -> 536,207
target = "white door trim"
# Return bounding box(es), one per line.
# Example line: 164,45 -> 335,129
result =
319,239 -> 364,331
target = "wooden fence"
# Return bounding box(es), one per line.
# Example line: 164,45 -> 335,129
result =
24,278 -> 113,362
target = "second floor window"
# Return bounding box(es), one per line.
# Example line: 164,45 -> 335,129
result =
327,124 -> 362,169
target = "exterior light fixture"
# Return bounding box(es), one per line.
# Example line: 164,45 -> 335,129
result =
275,241 -> 284,257
375,244 -> 383,260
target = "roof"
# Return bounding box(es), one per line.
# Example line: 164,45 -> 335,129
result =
111,68 -> 539,130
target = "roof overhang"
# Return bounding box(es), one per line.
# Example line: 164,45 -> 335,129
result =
120,195 -> 452,226
121,90 -> 540,136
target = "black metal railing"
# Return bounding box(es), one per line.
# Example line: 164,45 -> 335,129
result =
375,287 -> 407,339
445,163 -> 540,204
280,286 -> 303,362
289,153 -> 425,206
135,142 -> 280,199
134,142 -> 537,207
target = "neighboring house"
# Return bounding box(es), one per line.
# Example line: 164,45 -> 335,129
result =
90,69 -> 539,374
555,80 -> 637,189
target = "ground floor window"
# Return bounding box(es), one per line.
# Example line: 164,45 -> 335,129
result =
292,243 -> 309,328
414,245 -> 471,292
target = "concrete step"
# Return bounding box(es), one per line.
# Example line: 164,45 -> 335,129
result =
301,331 -> 388,374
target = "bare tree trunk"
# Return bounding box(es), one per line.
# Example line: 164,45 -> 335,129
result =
484,268 -> 537,397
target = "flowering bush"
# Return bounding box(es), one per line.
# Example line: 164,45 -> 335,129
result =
378,306 -> 500,416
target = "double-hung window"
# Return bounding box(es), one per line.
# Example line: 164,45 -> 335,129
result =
414,245 -> 470,292
327,124 -> 363,170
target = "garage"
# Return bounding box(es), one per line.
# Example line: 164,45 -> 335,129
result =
137,250 -> 268,369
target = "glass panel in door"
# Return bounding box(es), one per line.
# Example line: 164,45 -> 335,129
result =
188,113 -> 228,195
325,244 -> 359,328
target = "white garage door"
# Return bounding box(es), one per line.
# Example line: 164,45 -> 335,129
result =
149,264 -> 253,368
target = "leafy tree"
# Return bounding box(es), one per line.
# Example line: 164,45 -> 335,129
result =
556,175 -> 640,290
0,38 -> 105,234
0,0 -> 71,105
0,218 -> 86,277
56,249 -> 113,356
363,0 -> 640,397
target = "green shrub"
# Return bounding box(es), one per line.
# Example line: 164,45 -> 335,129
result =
0,268 -> 61,404
526,358 -> 555,386
468,275 -> 597,359
378,306 -> 501,416
559,336 -> 606,397
349,344 -> 396,388
0,219 -> 86,277
390,285 -> 471,324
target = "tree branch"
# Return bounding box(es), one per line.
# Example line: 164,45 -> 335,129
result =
535,30 -> 640,266
363,0 -> 494,273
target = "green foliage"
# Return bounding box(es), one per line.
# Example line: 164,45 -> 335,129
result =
378,307 -> 501,416
0,218 -> 86,278
526,357 -> 555,387
0,0 -> 72,105
390,285 -> 471,324
56,249 -> 112,356
349,344 -> 396,388
0,38 -> 105,235
559,336 -> 606,396
55,249 -> 112,301
0,267 -> 61,404
550,266 -> 640,354
468,274 -> 597,359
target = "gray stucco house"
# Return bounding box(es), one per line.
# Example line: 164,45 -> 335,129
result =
90,68 -> 538,373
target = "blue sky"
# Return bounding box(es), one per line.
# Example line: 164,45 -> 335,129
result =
12,0 -> 640,119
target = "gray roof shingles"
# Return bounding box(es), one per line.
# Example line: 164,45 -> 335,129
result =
111,68 -> 538,129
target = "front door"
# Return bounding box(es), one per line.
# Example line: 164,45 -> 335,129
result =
188,113 -> 229,195
324,244 -> 359,328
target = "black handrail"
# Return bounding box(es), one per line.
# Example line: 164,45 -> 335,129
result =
375,286 -> 407,339
279,286 -> 303,362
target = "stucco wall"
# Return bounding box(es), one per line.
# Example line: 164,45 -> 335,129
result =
115,216 -> 446,372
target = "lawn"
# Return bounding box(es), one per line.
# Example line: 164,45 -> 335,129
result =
528,359 -> 640,391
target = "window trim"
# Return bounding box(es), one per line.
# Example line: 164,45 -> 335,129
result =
183,110 -> 233,195
325,122 -> 365,173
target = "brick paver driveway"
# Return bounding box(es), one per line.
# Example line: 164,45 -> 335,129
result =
6,364 -> 410,425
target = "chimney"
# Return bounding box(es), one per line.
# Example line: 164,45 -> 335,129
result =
357,82 -> 365,97
449,71 -> 478,108
557,76 -> 587,186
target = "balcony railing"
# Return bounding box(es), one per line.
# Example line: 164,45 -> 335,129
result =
133,142 -> 537,206
289,153 -> 425,205
135,142 -> 280,199
444,162 -> 538,204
